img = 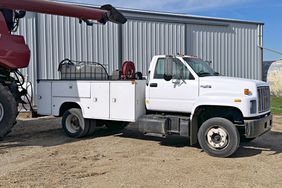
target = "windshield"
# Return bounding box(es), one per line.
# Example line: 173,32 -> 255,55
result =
183,58 -> 218,77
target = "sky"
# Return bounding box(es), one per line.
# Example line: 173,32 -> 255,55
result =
58,0 -> 282,61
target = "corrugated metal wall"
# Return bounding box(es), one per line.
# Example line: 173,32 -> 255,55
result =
16,9 -> 263,105
122,20 -> 185,73
186,23 -> 262,79
36,14 -> 120,79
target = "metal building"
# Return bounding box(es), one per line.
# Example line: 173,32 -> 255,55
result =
17,4 -> 264,104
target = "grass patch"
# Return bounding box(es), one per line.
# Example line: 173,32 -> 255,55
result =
271,97 -> 282,115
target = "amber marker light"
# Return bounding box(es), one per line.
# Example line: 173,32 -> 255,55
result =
244,89 -> 252,96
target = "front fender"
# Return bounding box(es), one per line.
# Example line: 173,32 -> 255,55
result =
191,94 -> 255,118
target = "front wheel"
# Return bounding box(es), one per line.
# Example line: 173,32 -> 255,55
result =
198,118 -> 240,158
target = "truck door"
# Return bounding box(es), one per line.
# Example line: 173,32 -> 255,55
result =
147,57 -> 198,113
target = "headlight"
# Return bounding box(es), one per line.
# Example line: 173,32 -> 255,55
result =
250,100 -> 257,114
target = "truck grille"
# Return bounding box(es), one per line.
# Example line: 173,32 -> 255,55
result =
257,86 -> 270,113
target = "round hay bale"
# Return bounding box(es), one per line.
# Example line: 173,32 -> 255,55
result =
267,60 -> 282,96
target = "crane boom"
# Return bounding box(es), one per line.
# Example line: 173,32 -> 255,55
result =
0,0 -> 127,24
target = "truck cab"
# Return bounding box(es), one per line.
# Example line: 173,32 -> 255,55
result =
144,55 -> 272,157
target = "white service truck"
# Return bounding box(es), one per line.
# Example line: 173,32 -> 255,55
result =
37,55 -> 272,157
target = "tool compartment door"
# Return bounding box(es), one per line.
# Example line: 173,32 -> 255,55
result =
37,81 -> 52,115
88,82 -> 110,119
110,82 -> 135,121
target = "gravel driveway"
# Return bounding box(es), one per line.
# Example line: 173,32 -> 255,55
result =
0,116 -> 281,187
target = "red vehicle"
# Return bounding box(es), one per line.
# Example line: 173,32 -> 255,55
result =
0,0 -> 127,139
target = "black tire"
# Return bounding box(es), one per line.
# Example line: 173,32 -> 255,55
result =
85,119 -> 96,136
106,121 -> 127,131
96,120 -> 107,127
62,108 -> 89,138
197,118 -> 240,158
0,84 -> 17,139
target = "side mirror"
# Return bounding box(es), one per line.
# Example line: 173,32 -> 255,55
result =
163,56 -> 173,81
164,74 -> 173,81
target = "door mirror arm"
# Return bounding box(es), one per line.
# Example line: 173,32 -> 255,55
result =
180,77 -> 186,84
172,77 -> 186,85
178,72 -> 187,84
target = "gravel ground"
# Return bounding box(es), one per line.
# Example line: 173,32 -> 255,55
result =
0,116 -> 281,188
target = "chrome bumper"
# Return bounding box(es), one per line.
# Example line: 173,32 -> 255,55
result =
244,113 -> 272,138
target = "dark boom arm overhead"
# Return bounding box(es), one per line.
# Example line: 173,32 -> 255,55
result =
0,0 -> 127,24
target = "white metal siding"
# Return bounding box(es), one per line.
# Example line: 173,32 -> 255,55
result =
186,23 -> 261,79
36,14 -> 120,80
122,20 -> 185,73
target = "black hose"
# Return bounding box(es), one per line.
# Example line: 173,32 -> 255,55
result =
12,69 -> 35,113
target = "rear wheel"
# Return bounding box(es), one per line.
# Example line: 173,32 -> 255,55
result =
85,119 -> 96,137
0,84 -> 17,139
62,108 -> 90,138
197,118 -> 240,158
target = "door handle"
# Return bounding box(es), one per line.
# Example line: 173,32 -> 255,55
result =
150,83 -> 158,87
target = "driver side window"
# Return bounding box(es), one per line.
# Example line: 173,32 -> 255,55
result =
154,58 -> 165,79
154,58 -> 193,80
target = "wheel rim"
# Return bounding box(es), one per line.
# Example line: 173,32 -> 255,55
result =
0,103 -> 4,122
65,113 -> 82,134
206,126 -> 229,150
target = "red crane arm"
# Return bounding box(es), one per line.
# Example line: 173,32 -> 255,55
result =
0,0 -> 126,24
